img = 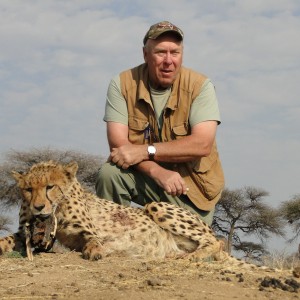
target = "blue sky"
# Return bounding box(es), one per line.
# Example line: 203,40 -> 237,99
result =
1,0 -> 300,252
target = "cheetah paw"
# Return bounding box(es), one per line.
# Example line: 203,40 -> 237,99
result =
82,240 -> 104,261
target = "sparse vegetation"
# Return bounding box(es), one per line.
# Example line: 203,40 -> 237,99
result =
280,194 -> 300,242
261,249 -> 300,270
0,215 -> 13,234
212,187 -> 285,256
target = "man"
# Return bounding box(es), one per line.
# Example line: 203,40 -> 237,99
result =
95,21 -> 224,225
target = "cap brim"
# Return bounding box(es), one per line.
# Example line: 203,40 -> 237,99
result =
143,30 -> 183,45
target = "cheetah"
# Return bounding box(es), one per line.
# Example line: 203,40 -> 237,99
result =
0,161 -> 236,264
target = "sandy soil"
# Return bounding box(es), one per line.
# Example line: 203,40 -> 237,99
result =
0,250 -> 300,300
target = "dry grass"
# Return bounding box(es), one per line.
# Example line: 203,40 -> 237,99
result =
261,250 -> 300,270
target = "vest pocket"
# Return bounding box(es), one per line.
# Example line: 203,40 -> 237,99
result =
128,117 -> 149,144
190,150 -> 225,200
172,123 -> 188,139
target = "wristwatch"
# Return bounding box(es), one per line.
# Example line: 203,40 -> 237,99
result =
147,144 -> 156,161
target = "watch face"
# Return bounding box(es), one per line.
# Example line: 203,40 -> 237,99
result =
148,145 -> 156,155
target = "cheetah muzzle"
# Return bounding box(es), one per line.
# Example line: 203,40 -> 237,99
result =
25,212 -> 57,261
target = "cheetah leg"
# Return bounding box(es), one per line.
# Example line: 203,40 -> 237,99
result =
82,238 -> 105,261
145,202 -> 222,261
0,235 -> 17,255
185,237 -> 224,262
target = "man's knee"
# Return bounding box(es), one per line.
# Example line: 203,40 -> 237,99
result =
95,162 -> 135,206
97,162 -> 122,181
95,162 -> 121,194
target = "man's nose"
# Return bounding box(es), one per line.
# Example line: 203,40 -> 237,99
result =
163,53 -> 172,64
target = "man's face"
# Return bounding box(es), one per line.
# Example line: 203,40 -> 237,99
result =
143,34 -> 183,89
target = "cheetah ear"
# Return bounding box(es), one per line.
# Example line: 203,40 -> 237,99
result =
11,171 -> 24,184
64,161 -> 78,177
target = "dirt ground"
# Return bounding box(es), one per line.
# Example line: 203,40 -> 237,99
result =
1,250 -> 300,300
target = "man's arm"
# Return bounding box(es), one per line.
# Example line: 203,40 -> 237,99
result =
108,120 -> 217,165
106,121 -> 148,168
107,120 -> 217,196
152,120 -> 217,162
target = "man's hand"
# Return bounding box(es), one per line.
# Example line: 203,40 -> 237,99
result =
151,167 -> 188,197
110,144 -> 147,169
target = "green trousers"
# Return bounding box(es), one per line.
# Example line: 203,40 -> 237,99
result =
95,162 -> 215,226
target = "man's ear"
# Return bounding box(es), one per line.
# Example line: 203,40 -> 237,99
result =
143,46 -> 148,63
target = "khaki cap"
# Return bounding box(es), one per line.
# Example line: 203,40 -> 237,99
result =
143,21 -> 184,45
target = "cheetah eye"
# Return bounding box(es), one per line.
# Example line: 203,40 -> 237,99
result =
25,187 -> 33,193
46,185 -> 54,191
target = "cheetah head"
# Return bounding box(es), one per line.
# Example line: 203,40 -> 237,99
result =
12,161 -> 78,217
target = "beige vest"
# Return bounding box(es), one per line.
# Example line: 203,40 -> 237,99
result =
120,63 -> 225,211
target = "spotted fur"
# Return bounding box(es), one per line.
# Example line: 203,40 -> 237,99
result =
0,161 -> 253,267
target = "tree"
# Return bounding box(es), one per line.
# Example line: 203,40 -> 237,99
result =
234,241 -> 269,263
0,215 -> 13,234
279,194 -> 300,242
212,187 -> 285,255
0,147 -> 105,209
